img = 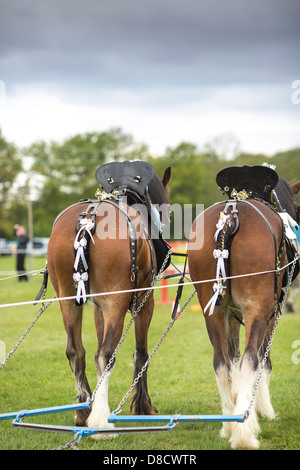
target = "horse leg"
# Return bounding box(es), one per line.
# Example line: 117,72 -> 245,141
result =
205,308 -> 235,438
131,293 -> 158,415
255,318 -> 276,420
47,213 -> 93,426
227,310 -> 241,406
87,295 -> 130,436
230,308 -> 269,450
217,308 -> 241,438
60,300 -> 92,426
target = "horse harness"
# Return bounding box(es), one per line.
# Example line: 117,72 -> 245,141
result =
72,196 -> 155,310
53,161 -> 170,310
204,165 -> 298,319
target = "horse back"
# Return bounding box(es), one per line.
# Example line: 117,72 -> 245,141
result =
47,201 -> 153,299
188,199 -> 286,311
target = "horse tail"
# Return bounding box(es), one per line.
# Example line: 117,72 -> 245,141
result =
204,202 -> 239,315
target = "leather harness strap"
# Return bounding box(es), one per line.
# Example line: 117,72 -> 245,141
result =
55,197 -> 155,310
239,200 -> 279,268
239,199 -> 285,296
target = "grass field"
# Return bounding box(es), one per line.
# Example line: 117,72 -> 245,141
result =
0,255 -> 299,451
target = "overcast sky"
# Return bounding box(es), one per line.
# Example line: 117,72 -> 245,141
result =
0,0 -> 299,156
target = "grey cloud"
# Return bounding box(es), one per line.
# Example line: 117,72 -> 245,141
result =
0,0 -> 299,91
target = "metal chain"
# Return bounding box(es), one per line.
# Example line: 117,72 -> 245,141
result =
113,286 -> 197,415
245,252 -> 299,419
113,318 -> 176,415
0,294 -> 55,371
57,265 -> 193,450
53,436 -> 81,450
89,247 -> 173,408
131,247 -> 173,319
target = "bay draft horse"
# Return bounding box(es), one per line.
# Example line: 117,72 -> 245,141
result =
47,163 -> 171,436
188,169 -> 300,450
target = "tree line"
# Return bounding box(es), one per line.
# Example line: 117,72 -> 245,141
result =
0,127 -> 299,240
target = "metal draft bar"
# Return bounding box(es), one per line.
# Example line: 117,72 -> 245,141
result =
12,420 -> 178,436
0,401 -> 89,421
109,412 -> 247,424
1,401 -> 176,435
1,402 -> 246,425
1,402 -> 246,438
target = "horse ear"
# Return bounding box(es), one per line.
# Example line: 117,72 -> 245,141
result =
162,167 -> 171,187
291,181 -> 300,195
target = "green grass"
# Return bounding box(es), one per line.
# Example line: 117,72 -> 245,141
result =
0,255 -> 299,450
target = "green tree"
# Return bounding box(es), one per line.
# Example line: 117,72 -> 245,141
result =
28,128 -> 149,197
25,128 -> 150,236
148,142 -> 226,240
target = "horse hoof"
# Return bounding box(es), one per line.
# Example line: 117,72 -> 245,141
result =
75,408 -> 91,427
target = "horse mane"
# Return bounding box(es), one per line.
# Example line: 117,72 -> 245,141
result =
275,178 -> 298,220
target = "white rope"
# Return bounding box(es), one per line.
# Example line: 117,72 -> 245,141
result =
0,269 -> 45,281
0,257 -> 297,310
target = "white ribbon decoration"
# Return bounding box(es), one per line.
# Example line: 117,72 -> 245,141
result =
74,244 -> 88,272
74,218 -> 95,247
204,248 -> 229,316
73,272 -> 89,304
73,218 -> 95,304
279,212 -> 297,240
214,214 -> 230,241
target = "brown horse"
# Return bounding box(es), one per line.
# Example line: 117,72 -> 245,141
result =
188,166 -> 300,450
47,162 -> 171,436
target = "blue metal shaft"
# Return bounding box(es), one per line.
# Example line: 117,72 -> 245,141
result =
1,402 -> 246,440
1,403 -> 246,424
0,401 -> 89,421
109,412 -> 246,423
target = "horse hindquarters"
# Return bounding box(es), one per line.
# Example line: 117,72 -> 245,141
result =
86,229 -> 157,434
228,218 -> 284,449
189,200 -> 284,450
47,255 -> 92,425
86,285 -> 139,438
61,300 -> 92,426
